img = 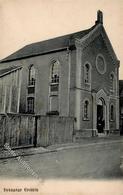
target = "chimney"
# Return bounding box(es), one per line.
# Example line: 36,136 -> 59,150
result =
95,10 -> 103,24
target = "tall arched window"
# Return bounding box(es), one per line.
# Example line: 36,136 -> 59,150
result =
83,100 -> 89,120
110,73 -> 115,92
27,65 -> 35,113
51,60 -> 59,84
50,60 -> 60,92
85,64 -> 89,83
49,60 -> 60,114
29,65 -> 35,85
84,63 -> 91,85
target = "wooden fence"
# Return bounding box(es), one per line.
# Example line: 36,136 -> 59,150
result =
0,114 -> 74,148
0,114 -> 35,148
36,116 -> 74,147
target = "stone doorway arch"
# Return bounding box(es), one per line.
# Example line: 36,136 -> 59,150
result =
96,89 -> 109,134
97,98 -> 106,133
92,89 -> 109,135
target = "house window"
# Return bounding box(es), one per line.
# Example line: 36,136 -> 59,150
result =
27,97 -> 34,113
50,60 -> 60,92
83,100 -> 89,120
29,65 -> 35,85
110,104 -> 114,121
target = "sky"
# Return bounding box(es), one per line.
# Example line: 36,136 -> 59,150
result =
0,0 -> 123,78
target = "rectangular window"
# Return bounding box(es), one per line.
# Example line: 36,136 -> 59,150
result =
50,83 -> 59,92
51,75 -> 59,83
27,97 -> 34,113
50,96 -> 59,112
28,86 -> 35,94
29,78 -> 35,86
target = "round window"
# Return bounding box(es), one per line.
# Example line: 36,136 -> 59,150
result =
96,54 -> 106,74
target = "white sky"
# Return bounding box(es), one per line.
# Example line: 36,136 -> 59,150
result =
0,0 -> 123,78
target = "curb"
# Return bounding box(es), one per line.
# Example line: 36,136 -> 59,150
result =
57,140 -> 123,150
0,139 -> 123,160
0,149 -> 57,160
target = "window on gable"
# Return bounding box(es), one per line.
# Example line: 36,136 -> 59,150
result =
110,73 -> 115,93
83,100 -> 89,120
27,97 -> 34,113
84,63 -> 91,84
29,65 -> 35,86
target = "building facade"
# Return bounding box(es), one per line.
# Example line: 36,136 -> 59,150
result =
0,11 -> 120,137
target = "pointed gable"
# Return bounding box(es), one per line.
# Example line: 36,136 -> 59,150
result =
75,23 -> 119,66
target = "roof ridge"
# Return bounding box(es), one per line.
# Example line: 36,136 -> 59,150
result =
26,25 -> 95,46
0,24 -> 97,63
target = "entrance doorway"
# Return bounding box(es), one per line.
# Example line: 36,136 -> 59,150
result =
97,99 -> 105,133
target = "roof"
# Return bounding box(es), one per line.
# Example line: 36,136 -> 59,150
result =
0,25 -> 96,63
0,66 -> 22,77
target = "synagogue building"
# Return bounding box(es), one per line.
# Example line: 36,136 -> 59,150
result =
0,11 -> 120,138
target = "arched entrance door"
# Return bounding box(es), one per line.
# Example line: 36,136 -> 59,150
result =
97,98 -> 105,133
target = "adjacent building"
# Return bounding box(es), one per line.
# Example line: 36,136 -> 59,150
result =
0,66 -> 22,113
119,80 -> 123,135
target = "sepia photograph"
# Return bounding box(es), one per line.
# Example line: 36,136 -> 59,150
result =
0,0 -> 123,194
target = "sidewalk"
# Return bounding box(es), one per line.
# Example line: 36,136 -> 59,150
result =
0,135 -> 123,160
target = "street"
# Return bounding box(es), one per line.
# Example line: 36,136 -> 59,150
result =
0,140 -> 123,180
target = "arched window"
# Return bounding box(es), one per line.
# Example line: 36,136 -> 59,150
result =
85,64 -> 89,83
29,65 -> 35,85
51,60 -> 59,84
110,73 -> 115,92
84,63 -> 91,84
49,60 -> 60,114
110,104 -> 114,121
83,100 -> 89,120
50,60 -> 60,92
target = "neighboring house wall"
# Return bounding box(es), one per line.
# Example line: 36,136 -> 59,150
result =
0,68 -> 22,113
119,80 -> 123,135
